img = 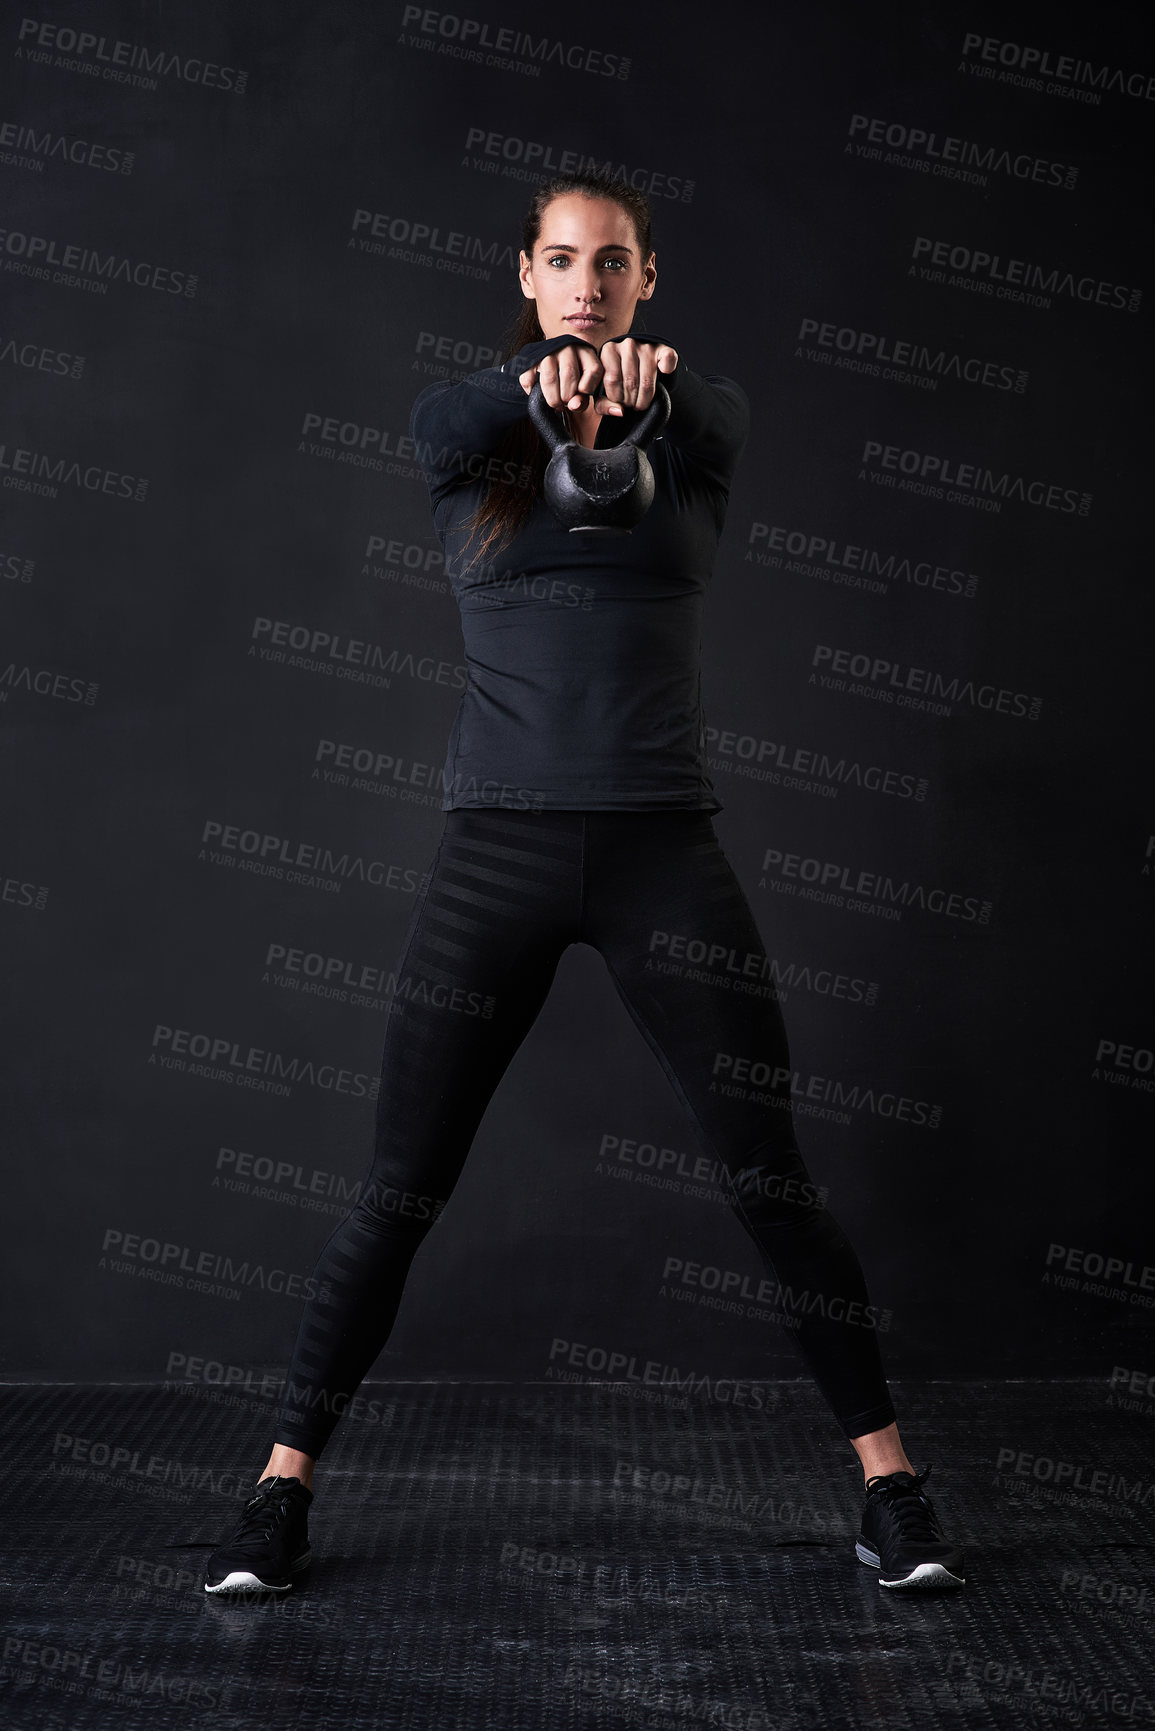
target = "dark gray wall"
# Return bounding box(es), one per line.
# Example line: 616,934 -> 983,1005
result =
3,0 -> 1152,1397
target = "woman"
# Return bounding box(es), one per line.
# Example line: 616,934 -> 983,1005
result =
204,171 -> 963,1596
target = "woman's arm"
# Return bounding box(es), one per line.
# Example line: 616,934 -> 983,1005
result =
409,334 -> 600,498
599,333 -> 751,495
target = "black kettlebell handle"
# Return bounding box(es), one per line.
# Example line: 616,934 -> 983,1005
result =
527,378 -> 670,454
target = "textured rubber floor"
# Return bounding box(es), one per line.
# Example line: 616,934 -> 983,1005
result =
0,1378 -> 1150,1729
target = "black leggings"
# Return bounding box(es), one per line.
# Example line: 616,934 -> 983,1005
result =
272,808 -> 897,1457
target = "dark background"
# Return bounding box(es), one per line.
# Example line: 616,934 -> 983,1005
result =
3,0 -> 1152,1393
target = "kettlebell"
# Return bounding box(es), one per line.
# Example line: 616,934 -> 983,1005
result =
528,378 -> 671,535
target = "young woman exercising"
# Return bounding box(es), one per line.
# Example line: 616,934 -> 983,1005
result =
204,170 -> 963,1596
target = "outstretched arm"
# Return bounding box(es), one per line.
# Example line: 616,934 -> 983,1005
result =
598,333 -> 750,494
409,334 -> 601,501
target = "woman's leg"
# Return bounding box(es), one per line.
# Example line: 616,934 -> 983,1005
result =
583,811 -> 906,1473
266,808 -> 586,1467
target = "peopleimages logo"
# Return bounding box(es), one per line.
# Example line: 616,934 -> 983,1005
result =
148,1023 -> 381,1100
199,818 -> 424,896
1044,1242 -> 1155,1295
0,117 -> 135,174
796,316 -> 1027,393
348,207 -> 517,280
249,616 -> 466,691
1,872 -> 49,910
0,437 -> 147,500
0,333 -> 85,379
0,661 -> 98,704
1093,1038 -> 1155,1095
909,235 -> 1141,313
546,1337 -> 772,1409
860,436 -> 1091,516
413,329 -> 502,371
263,940 -> 496,1019
15,17 -> 248,92
662,1259 -> 894,1330
959,33 -> 1155,104
99,1230 -> 326,1302
462,128 -> 692,201
995,1446 -> 1155,1509
314,738 -> 448,796
645,931 -> 878,1007
705,723 -> 927,802
710,1053 -> 942,1130
0,548 -> 35,582
746,520 -> 978,600
810,643 -> 1042,722
0,225 -> 197,296
758,846 -> 992,925
847,113 -> 1077,190
399,7 -> 631,79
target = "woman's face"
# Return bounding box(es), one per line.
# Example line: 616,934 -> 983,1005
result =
519,194 -> 655,344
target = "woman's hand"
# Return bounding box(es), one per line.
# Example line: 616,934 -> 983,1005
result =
518,343 -> 604,413
595,338 -> 679,416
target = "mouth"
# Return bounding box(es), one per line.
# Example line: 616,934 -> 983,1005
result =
566,313 -> 604,325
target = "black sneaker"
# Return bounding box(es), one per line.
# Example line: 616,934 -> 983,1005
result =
203,1475 -> 313,1594
855,1465 -> 965,1590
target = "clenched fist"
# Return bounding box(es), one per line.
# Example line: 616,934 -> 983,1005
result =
519,336 -> 678,416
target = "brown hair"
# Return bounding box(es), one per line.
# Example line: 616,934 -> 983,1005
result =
460,171 -> 655,571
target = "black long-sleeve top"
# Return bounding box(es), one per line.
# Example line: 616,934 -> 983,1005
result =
408,323 -> 750,813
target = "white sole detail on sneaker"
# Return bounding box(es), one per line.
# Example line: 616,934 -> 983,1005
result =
878,1562 -> 965,1589
204,1570 -> 292,1594
855,1542 -> 964,1588
203,1550 -> 312,1594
